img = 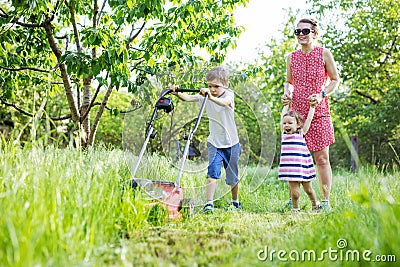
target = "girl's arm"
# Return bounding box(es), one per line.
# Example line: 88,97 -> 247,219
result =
303,107 -> 315,135
285,54 -> 293,95
280,105 -> 289,131
282,55 -> 293,106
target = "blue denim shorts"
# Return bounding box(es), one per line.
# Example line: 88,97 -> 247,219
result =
207,142 -> 241,186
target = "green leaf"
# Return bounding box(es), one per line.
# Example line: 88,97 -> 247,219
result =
127,0 -> 133,9
47,1 -> 55,11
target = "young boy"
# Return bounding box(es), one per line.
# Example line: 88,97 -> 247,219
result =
170,66 -> 241,213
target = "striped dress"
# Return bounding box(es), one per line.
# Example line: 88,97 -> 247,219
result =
278,131 -> 316,181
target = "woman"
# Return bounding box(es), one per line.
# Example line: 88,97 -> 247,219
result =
282,17 -> 340,210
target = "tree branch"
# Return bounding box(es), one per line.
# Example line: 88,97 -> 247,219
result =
67,1 -> 82,53
91,102 -> 141,113
0,7 -> 8,16
80,0 -> 99,144
0,95 -> 71,121
10,19 -> 42,28
0,11 -> 43,28
129,59 -> 145,72
88,83 -> 114,145
52,0 -> 62,18
97,0 -> 107,26
127,22 -> 146,49
0,95 -> 34,117
354,90 -> 378,104
0,65 -> 50,73
55,34 -> 68,39
378,35 -> 397,70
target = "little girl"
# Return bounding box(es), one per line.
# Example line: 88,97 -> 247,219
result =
278,96 -> 319,212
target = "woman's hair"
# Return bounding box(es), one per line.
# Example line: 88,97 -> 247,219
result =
298,17 -> 319,35
206,66 -> 229,86
283,110 -> 304,130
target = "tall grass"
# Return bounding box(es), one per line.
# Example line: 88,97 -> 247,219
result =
0,142 -> 399,266
0,143 -> 146,266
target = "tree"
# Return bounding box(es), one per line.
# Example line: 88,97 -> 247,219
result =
245,0 -> 399,169
0,0 -> 248,147
306,0 -> 399,168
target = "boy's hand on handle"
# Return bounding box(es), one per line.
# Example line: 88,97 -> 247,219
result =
169,85 -> 179,95
200,88 -> 210,97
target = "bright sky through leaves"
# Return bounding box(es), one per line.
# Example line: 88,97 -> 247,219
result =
225,0 -> 308,63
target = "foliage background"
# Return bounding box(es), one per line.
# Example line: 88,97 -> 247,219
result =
1,0 -> 399,169
0,0 -> 399,266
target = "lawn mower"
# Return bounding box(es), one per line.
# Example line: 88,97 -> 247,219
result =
129,88 -> 208,221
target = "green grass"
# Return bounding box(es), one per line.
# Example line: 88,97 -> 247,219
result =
0,143 -> 399,266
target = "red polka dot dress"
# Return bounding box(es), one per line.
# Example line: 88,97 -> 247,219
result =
290,46 -> 335,152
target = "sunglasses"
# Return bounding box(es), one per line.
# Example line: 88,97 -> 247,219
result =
294,28 -> 315,36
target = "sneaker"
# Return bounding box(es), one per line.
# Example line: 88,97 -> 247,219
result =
319,201 -> 332,212
291,208 -> 300,213
312,206 -> 321,212
227,201 -> 242,211
203,203 -> 214,213
281,199 -> 292,211
286,199 -> 292,208
312,201 -> 321,212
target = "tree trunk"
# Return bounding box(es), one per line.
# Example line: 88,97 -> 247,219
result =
81,0 -> 99,147
81,76 -> 93,147
88,84 -> 114,146
44,18 -> 80,123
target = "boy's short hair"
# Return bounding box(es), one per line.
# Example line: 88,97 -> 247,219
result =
206,66 -> 229,86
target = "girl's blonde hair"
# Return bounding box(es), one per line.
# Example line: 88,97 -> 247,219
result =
283,110 -> 304,131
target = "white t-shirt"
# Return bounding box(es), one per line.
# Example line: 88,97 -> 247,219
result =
198,89 -> 239,148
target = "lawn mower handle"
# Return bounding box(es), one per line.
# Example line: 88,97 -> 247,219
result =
158,88 -> 200,98
132,88 -> 205,180
175,92 -> 208,188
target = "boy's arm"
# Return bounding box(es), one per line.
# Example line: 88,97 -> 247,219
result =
174,92 -> 199,102
303,107 -> 315,135
169,85 -> 199,102
200,88 -> 231,107
208,94 -> 232,107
